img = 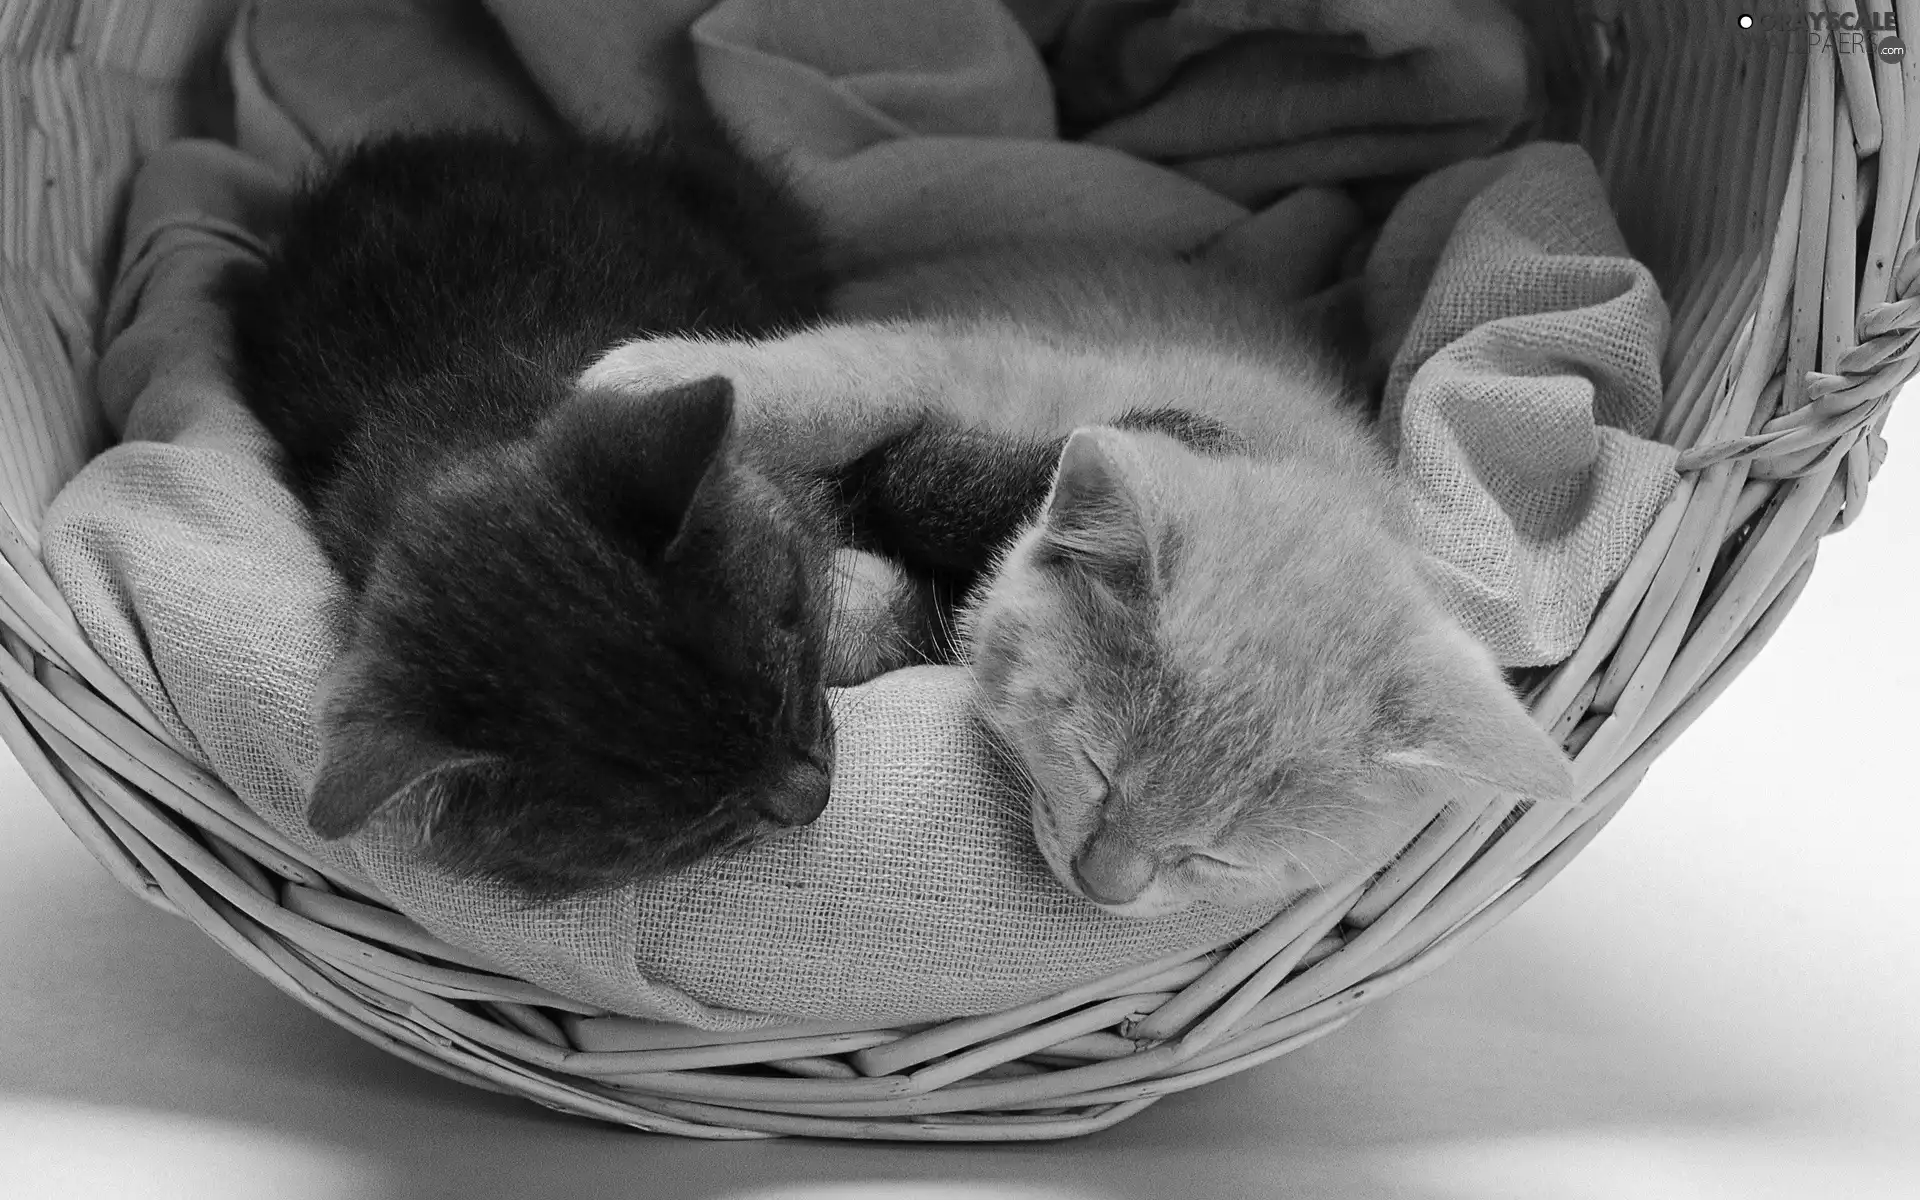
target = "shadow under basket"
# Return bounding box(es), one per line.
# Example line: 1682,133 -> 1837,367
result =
0,0 -> 1913,1142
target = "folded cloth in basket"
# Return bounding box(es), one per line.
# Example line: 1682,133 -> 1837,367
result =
1009,0 -> 1537,204
38,0 -> 1678,1027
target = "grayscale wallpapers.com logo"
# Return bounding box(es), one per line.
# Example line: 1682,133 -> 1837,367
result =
1741,7 -> 1905,61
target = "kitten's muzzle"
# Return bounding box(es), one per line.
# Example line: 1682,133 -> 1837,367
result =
754,754 -> 833,827
1071,828 -> 1156,906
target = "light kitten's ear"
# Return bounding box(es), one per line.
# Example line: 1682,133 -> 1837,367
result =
308,721 -> 495,842
1376,629 -> 1574,805
1038,428 -> 1156,599
539,377 -> 737,558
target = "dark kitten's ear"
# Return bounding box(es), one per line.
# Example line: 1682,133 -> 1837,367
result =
1375,627 -> 1574,804
309,721 -> 495,841
1038,428 -> 1157,600
307,647 -> 499,842
539,377 -> 737,558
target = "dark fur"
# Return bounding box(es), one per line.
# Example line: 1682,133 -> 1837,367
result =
225,126 -> 842,898
835,406 -> 1246,633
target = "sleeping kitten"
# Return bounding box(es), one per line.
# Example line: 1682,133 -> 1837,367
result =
581,245 -> 1574,917
223,125 -> 851,899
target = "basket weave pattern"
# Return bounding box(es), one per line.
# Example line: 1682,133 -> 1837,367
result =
0,0 -> 1912,1140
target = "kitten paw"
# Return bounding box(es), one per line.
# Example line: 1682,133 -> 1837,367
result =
580,335 -> 740,395
824,549 -> 946,686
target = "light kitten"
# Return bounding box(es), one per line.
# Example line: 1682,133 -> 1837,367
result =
582,246 -> 1574,917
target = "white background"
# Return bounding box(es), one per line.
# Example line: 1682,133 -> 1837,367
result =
1,402 -> 1915,1199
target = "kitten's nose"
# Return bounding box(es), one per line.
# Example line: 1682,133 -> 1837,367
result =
1072,830 -> 1155,905
757,756 -> 832,827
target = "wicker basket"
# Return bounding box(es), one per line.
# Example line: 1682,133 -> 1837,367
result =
0,0 -> 1910,1142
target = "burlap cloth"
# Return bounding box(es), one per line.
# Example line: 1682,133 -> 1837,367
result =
37,0 -> 1678,1029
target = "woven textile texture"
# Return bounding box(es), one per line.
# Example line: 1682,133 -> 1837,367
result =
1371,143 -> 1678,664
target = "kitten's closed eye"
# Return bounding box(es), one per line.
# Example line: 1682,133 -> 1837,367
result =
1081,749 -> 1113,805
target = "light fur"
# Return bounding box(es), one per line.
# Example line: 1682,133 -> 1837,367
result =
582,245 -> 1575,917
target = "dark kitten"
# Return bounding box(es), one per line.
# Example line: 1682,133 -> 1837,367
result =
224,125 -> 842,898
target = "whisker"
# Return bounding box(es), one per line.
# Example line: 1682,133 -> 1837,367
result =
1280,802 -> 1393,826
1265,822 -> 1367,872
